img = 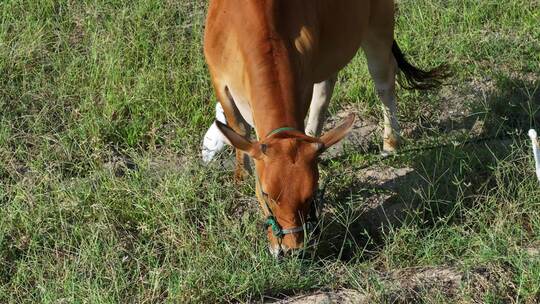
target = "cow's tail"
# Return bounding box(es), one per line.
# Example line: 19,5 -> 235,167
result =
392,40 -> 450,90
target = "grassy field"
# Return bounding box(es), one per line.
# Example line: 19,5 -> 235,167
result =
1,0 -> 539,302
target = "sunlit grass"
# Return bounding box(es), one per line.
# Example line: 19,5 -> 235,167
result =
1,0 -> 539,302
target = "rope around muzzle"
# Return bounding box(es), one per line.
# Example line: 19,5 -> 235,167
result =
256,171 -> 320,239
255,126 -> 322,239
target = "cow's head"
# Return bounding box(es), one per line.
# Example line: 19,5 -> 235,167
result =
217,115 -> 354,257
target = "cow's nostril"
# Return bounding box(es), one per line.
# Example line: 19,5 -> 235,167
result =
269,245 -> 284,258
280,244 -> 305,256
270,242 -> 309,258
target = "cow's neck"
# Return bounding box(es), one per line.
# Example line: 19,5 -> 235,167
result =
249,80 -> 306,139
244,32 -> 308,139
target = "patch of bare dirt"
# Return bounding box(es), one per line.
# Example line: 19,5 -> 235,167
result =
315,163 -> 422,259
398,76 -> 493,140
275,290 -> 368,304
360,166 -> 415,191
351,165 -> 419,233
384,267 -> 463,302
322,106 -> 380,158
231,195 -> 259,219
524,245 -> 540,257
405,70 -> 539,140
275,265 -> 514,304
102,148 -> 196,177
103,154 -> 138,177
146,153 -> 193,175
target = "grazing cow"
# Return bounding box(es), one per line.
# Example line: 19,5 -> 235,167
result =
203,0 -> 446,257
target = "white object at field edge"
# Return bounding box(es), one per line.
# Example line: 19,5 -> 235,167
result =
202,103 -> 229,163
528,129 -> 540,182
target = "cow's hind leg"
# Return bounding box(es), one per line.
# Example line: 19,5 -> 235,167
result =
362,34 -> 401,155
305,75 -> 337,137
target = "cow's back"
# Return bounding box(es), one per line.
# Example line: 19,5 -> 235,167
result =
203,0 -> 391,130
205,0 -> 376,83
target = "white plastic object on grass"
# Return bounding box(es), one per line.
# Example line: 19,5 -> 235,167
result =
528,129 -> 540,182
202,103 -> 229,163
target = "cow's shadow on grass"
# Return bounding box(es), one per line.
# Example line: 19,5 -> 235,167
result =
311,74 -> 539,261
311,167 -> 419,261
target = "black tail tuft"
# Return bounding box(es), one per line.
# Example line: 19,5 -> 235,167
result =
392,40 -> 450,90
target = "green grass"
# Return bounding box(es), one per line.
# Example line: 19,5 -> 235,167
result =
1,0 -> 539,302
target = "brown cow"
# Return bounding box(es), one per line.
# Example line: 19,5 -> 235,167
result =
203,0 -> 446,257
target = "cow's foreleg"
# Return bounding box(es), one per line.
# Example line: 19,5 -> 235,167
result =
305,75 -> 337,137
363,38 -> 401,155
213,86 -> 252,181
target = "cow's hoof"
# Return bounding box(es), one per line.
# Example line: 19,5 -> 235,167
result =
380,150 -> 396,158
382,134 -> 401,157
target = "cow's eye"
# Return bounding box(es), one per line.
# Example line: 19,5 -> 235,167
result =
260,190 -> 271,201
262,191 -> 280,206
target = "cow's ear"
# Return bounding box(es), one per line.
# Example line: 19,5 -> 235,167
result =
215,121 -> 263,159
318,114 -> 355,151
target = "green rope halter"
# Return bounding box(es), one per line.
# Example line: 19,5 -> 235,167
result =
265,216 -> 283,237
265,127 -> 298,138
